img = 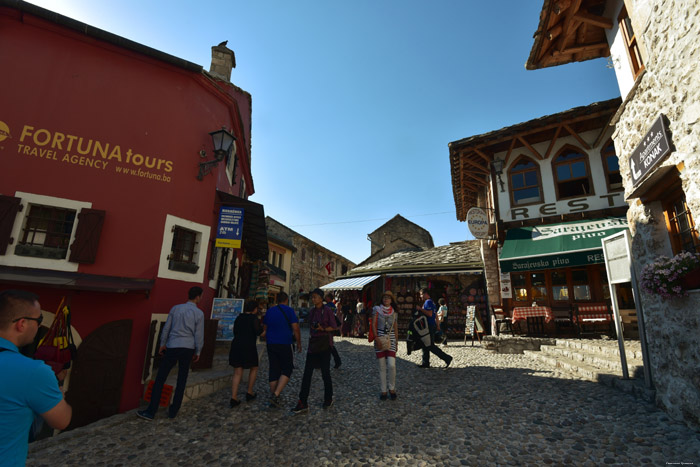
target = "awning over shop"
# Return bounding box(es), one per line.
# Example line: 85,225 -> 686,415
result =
216,191 -> 268,261
320,275 -> 381,291
499,218 -> 629,273
0,266 -> 154,294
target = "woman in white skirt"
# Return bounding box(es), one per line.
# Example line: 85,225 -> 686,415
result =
372,291 -> 399,400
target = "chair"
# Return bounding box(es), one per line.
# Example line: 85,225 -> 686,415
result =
492,307 -> 514,336
526,316 -> 546,337
552,306 -> 576,336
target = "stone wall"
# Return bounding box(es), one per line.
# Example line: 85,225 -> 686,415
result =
613,0 -> 700,429
368,215 -> 433,258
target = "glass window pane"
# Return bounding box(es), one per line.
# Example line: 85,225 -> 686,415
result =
513,187 -> 540,204
606,155 -> 619,171
524,171 -> 538,186
572,269 -> 588,283
552,286 -> 569,300
573,285 -> 591,300
513,159 -> 536,171
511,173 -> 525,189
557,164 -> 570,180
571,161 -> 587,178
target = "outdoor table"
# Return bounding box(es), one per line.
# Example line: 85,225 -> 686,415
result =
511,306 -> 554,325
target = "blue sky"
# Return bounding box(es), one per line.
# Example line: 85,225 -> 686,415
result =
27,1 -> 620,264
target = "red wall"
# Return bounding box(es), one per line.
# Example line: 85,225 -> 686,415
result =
0,8 -> 250,411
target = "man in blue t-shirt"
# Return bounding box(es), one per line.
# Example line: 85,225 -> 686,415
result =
418,288 -> 453,369
263,292 -> 301,408
0,290 -> 72,466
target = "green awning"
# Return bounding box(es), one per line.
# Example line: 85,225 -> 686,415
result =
499,218 -> 629,273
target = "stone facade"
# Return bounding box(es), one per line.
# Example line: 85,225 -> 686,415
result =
611,0 -> 700,429
362,214 -> 434,265
265,217 -> 356,307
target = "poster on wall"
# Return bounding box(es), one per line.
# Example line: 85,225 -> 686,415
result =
500,272 -> 512,299
211,298 -> 244,341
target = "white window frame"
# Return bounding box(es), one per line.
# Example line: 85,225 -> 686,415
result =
5,192 -> 92,272
225,144 -> 238,186
157,214 -> 210,283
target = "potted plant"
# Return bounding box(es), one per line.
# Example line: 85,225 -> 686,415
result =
640,251 -> 700,299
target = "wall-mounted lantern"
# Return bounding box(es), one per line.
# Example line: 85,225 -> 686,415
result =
491,159 -> 505,193
197,127 -> 236,180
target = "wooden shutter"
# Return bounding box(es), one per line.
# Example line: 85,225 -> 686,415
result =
0,195 -> 21,255
68,208 -> 105,263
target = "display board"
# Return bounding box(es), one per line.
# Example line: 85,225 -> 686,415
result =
211,298 -> 244,341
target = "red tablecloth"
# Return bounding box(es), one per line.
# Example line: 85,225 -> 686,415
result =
511,306 -> 554,324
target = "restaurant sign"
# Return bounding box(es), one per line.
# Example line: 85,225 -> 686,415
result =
467,207 -> 489,239
629,114 -> 672,187
498,218 -> 629,273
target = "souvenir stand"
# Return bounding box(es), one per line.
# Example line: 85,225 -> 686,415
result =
389,273 -> 487,339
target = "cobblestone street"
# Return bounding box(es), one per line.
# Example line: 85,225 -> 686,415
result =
28,338 -> 700,466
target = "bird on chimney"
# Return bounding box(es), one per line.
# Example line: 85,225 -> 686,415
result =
218,40 -> 228,47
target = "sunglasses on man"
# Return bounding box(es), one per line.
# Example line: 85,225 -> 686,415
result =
12,315 -> 43,325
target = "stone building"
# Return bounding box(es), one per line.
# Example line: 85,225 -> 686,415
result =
265,230 -> 296,304
362,214 -> 434,265
265,217 -> 356,307
524,0 -> 700,430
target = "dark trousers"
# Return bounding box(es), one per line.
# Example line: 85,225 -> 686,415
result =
422,325 -> 450,366
331,345 -> 341,367
298,351 -> 332,404
146,347 -> 194,417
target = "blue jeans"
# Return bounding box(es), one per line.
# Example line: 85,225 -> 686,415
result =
145,347 -> 194,417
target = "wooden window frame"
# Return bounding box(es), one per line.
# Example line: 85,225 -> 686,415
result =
618,6 -> 645,80
662,184 -> 699,255
552,145 -> 595,200
16,204 -> 76,260
508,155 -> 543,207
601,139 -> 623,192
169,226 -> 200,274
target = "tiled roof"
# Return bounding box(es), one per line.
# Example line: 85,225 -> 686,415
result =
347,241 -> 482,276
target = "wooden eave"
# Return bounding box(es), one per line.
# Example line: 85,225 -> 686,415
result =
526,0 -> 612,70
449,98 -> 621,222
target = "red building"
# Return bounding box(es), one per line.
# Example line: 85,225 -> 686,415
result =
0,1 -> 267,427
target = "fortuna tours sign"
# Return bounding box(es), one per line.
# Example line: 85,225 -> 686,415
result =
629,114 -> 672,187
466,207 -> 489,239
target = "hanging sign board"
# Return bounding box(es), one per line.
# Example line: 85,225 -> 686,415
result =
467,207 -> 489,239
215,206 -> 244,248
211,298 -> 244,341
500,272 -> 512,299
629,114 -> 672,187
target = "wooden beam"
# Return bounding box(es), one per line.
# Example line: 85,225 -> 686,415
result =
461,170 -> 488,185
552,42 -> 609,56
547,24 -> 563,41
573,11 -> 613,29
460,155 -> 491,175
517,135 -> 543,160
504,137 -> 517,166
554,0 -> 571,15
459,180 -> 482,193
563,123 -> 591,150
473,147 -> 492,163
544,125 -> 563,159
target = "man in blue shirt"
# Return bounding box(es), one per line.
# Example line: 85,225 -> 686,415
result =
418,288 -> 453,368
262,292 -> 301,408
138,286 -> 204,421
0,290 -> 72,466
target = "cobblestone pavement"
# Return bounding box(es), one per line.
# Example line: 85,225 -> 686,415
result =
28,337 -> 700,466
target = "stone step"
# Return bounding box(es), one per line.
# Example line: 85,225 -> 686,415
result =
539,345 -> 644,376
524,350 -> 611,381
554,338 -> 643,360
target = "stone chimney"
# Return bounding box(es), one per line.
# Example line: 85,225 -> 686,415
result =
209,41 -> 236,82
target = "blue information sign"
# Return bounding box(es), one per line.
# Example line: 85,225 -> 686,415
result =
215,206 -> 244,248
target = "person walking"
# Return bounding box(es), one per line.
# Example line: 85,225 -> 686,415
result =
437,298 -> 449,346
418,288 -> 453,369
228,300 -> 263,407
324,292 -> 342,368
0,290 -> 72,465
262,292 -> 301,408
372,291 -> 398,400
354,298 -> 365,337
291,288 -> 338,414
138,286 -> 204,421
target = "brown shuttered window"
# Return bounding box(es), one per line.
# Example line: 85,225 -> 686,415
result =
0,195 -> 22,255
69,209 -> 106,263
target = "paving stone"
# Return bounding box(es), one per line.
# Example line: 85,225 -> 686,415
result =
26,337 -> 700,466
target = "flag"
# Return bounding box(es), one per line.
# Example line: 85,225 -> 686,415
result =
325,262 -> 332,275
